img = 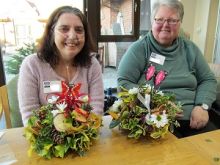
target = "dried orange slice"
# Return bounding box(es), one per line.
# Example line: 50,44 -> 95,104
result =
72,110 -> 87,123
75,108 -> 89,118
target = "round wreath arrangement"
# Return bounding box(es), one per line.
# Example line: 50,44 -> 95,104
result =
24,81 -> 102,159
108,65 -> 182,139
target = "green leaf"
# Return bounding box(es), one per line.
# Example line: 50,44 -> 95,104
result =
121,110 -> 129,119
128,132 -> 135,138
24,128 -> 36,142
5,42 -> 36,74
150,131 -> 162,139
44,144 -> 53,151
160,125 -> 169,137
38,143 -> 53,159
134,129 -> 143,139
109,120 -> 120,128
82,132 -> 90,142
54,144 -> 66,158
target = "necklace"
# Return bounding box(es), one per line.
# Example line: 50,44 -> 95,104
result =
55,64 -> 76,83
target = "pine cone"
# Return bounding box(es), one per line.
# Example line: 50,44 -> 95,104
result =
51,128 -> 65,144
36,110 -> 46,120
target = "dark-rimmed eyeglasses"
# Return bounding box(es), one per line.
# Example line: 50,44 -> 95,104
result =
154,18 -> 180,25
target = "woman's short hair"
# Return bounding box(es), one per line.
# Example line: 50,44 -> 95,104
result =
151,0 -> 184,23
37,6 -> 95,67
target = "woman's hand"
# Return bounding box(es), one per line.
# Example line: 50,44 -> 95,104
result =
190,106 -> 209,129
175,111 -> 184,119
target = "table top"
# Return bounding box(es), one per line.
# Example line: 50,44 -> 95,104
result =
181,129 -> 220,164
0,116 -> 219,165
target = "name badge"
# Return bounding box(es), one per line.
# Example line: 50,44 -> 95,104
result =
149,52 -> 165,65
43,81 -> 62,94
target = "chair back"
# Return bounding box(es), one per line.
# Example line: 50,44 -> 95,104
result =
209,63 -> 220,111
209,63 -> 220,77
0,85 -> 12,128
7,74 -> 23,127
0,74 -> 23,128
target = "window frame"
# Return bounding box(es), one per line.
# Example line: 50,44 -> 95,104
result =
0,0 -> 141,85
86,0 -> 140,50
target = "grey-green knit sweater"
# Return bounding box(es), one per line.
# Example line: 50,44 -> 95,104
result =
118,31 -> 217,120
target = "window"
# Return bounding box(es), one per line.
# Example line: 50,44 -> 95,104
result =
0,0 -> 84,85
99,0 -> 140,42
0,0 -> 144,86
100,0 -> 135,36
139,0 -> 151,37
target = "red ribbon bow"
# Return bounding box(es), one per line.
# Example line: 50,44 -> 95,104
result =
47,81 -> 88,117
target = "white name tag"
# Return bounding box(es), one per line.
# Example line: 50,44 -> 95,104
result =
149,52 -> 165,65
43,81 -> 62,94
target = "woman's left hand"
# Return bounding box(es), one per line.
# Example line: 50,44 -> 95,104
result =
190,106 -> 209,129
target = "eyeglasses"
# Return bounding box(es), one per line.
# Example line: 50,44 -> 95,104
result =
154,18 -> 180,25
54,26 -> 85,39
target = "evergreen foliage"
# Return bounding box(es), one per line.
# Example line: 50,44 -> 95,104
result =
5,43 -> 36,74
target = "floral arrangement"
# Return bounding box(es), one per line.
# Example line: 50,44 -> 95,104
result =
108,65 -> 182,139
24,81 -> 102,159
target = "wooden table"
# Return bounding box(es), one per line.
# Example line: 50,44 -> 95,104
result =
180,130 -> 220,164
0,116 -> 219,165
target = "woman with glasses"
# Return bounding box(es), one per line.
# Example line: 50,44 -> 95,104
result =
18,6 -> 104,126
117,0 -> 217,137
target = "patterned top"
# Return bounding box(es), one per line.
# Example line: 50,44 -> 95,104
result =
18,54 -> 104,125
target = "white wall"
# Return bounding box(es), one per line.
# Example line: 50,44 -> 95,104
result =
150,0 -> 219,61
180,0 -> 196,39
192,0 -> 210,54
181,0 -> 219,62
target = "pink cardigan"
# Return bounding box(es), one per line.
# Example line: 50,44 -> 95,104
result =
18,54 -> 104,126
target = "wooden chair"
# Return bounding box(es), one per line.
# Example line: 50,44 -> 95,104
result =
208,63 -> 220,128
209,63 -> 220,77
209,63 -> 220,108
0,75 -> 23,129
7,74 -> 23,127
0,85 -> 12,128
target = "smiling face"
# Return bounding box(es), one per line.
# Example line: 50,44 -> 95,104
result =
54,13 -> 85,64
152,5 -> 181,47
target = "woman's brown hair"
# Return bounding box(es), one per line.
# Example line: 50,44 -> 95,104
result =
37,6 -> 95,67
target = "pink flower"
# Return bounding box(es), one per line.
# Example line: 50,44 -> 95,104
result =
145,65 -> 155,81
155,70 -> 166,86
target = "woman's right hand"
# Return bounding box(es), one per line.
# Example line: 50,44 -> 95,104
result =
175,110 -> 184,119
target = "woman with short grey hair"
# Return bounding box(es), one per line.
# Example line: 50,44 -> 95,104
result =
151,0 -> 184,23
118,0 -> 217,138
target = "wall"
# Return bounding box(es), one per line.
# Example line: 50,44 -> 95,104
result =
181,0 -> 219,62
193,0 -> 210,54
180,0 -> 196,38
205,0 -> 219,62
213,2 -> 220,63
